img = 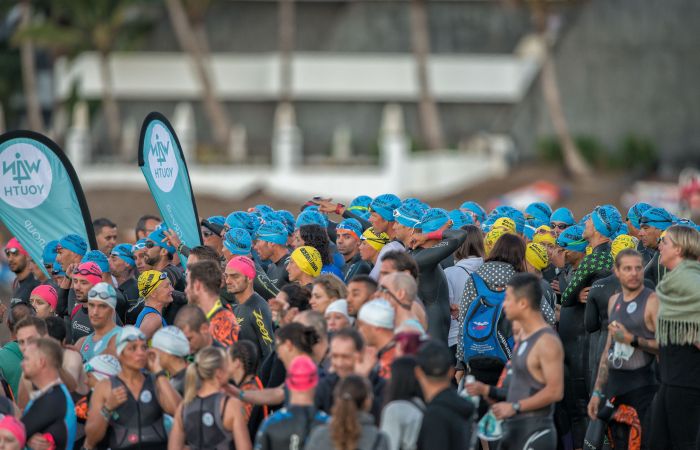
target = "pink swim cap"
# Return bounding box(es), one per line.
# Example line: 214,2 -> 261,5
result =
226,256 -> 256,280
0,415 -> 26,447
31,284 -> 58,311
5,237 -> 28,256
73,261 -> 102,286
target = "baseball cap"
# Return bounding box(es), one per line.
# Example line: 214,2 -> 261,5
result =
591,205 -> 623,238
85,354 -> 121,381
223,228 -> 252,255
88,282 -> 117,309
290,246 -> 322,277
73,261 -> 102,285
336,219 -> 363,240
138,270 -> 167,298
147,229 -> 176,255
42,240 -> 59,265
58,234 -> 88,256
626,202 -> 653,230
116,326 -> 146,355
419,208 -> 450,233
360,228 -> 390,252
416,339 -> 452,378
111,244 -> 135,267
30,285 -> 58,311
256,220 -> 288,246
448,209 -> 473,229
286,355 -> 319,392
370,194 -> 402,222
526,243 -> 549,271
639,207 -> 674,231
152,326 -> 190,357
550,207 -> 575,226
82,250 -> 109,273
557,224 -> 588,253
460,201 -> 487,223
358,299 -> 395,329
226,256 -> 256,280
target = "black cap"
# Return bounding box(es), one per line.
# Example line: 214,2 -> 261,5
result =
201,219 -> 224,236
415,339 -> 452,378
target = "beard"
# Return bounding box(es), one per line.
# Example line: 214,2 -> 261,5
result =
145,253 -> 161,267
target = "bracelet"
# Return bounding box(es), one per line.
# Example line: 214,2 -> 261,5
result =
592,390 -> 603,398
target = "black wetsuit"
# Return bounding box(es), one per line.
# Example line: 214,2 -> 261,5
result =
254,262 -> 280,300
342,253 -> 372,282
643,250 -> 666,288
182,392 -> 232,450
107,375 -> 167,450
118,278 -> 141,325
232,293 -> 275,359
22,383 -> 76,450
10,273 -> 40,304
501,328 -> 558,450
265,253 -> 290,289
254,405 -> 329,450
585,273 -> 621,390
409,229 -> 467,343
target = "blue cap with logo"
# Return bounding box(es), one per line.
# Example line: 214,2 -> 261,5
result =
557,224 -> 588,253
59,234 -> 88,257
147,229 -> 176,255
296,209 -> 328,229
460,201 -> 487,223
591,205 -> 623,239
640,207 -> 674,231
111,243 -> 135,267
505,209 -> 526,235
370,194 -> 402,222
550,207 -> 575,226
42,240 -> 59,265
201,215 -> 226,236
448,209 -> 473,229
255,220 -> 288,246
225,211 -> 249,231
223,228 -> 252,255
626,202 -> 653,230
253,204 -> 275,217
348,195 -> 373,220
525,202 -> 553,224
82,250 -> 110,273
393,201 -> 424,228
336,218 -> 363,239
419,208 -> 450,233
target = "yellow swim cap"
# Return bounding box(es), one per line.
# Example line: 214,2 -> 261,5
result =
290,246 -> 322,277
526,243 -> 549,271
533,225 -> 556,247
484,228 -> 507,255
493,217 -> 516,234
360,228 -> 390,252
611,234 -> 639,260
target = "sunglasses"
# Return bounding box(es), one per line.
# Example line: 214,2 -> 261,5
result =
202,229 -> 215,238
120,332 -> 146,345
73,268 -> 101,277
378,285 -> 411,310
4,249 -> 19,257
536,228 -> 555,235
144,241 -> 157,249
550,223 -> 569,230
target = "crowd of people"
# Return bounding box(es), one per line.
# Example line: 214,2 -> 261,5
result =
0,195 -> 698,450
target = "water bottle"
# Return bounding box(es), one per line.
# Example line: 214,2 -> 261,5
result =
459,375 -> 481,450
463,375 -> 481,407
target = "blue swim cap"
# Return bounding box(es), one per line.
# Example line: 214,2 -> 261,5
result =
348,196 -> 372,215
525,202 -> 552,224
275,210 -> 296,235
627,203 -> 653,230
52,262 -> 66,277
336,219 -> 363,239
255,220 -> 288,246
202,215 -> 226,235
42,240 -> 59,265
296,209 -> 328,229
506,209 -> 526,235
370,194 -> 402,222
147,229 -> 176,255
591,205 -> 623,239
225,211 -> 250,231
59,234 -> 88,257
253,204 -> 275,216
640,207 -> 674,232
133,239 -> 148,251
111,244 -> 135,267
460,201 -> 487,223
448,209 -> 473,229
550,207 -> 575,226
419,208 -> 450,233
557,224 -> 588,253
223,228 -> 252,255
82,250 -> 110,273
393,202 -> 424,228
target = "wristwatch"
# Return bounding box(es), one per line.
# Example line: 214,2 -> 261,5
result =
631,336 -> 639,348
512,401 -> 521,414
154,370 -> 168,379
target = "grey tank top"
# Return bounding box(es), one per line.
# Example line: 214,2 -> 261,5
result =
608,288 -> 655,370
182,392 -> 232,450
506,327 -> 557,417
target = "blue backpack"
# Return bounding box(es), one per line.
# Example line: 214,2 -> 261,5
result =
462,273 -> 514,365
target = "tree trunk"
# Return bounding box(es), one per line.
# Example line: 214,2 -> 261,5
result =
98,51 -> 122,155
530,0 -> 591,179
278,0 -> 295,104
409,0 -> 445,150
165,0 -> 231,152
19,0 -> 44,133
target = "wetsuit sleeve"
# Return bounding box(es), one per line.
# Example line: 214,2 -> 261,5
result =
178,244 -> 191,258
560,254 -> 596,307
56,287 -> 70,317
413,229 -> 467,270
253,266 -> 280,300
253,305 -> 275,359
21,393 -> 65,440
342,210 -> 372,231
584,289 -> 601,333
253,420 -> 271,450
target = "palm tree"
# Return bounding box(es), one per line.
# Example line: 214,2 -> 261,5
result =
15,0 -> 152,154
16,0 -> 45,133
165,0 -> 232,153
409,0 -> 445,150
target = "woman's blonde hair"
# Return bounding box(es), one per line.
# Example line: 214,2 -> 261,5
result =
330,375 -> 372,450
312,274 -> 347,300
665,225 -> 700,260
184,346 -> 227,403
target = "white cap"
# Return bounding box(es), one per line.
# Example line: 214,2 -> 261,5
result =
152,326 -> 190,357
324,299 -> 354,325
85,354 -> 121,381
358,299 -> 395,329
